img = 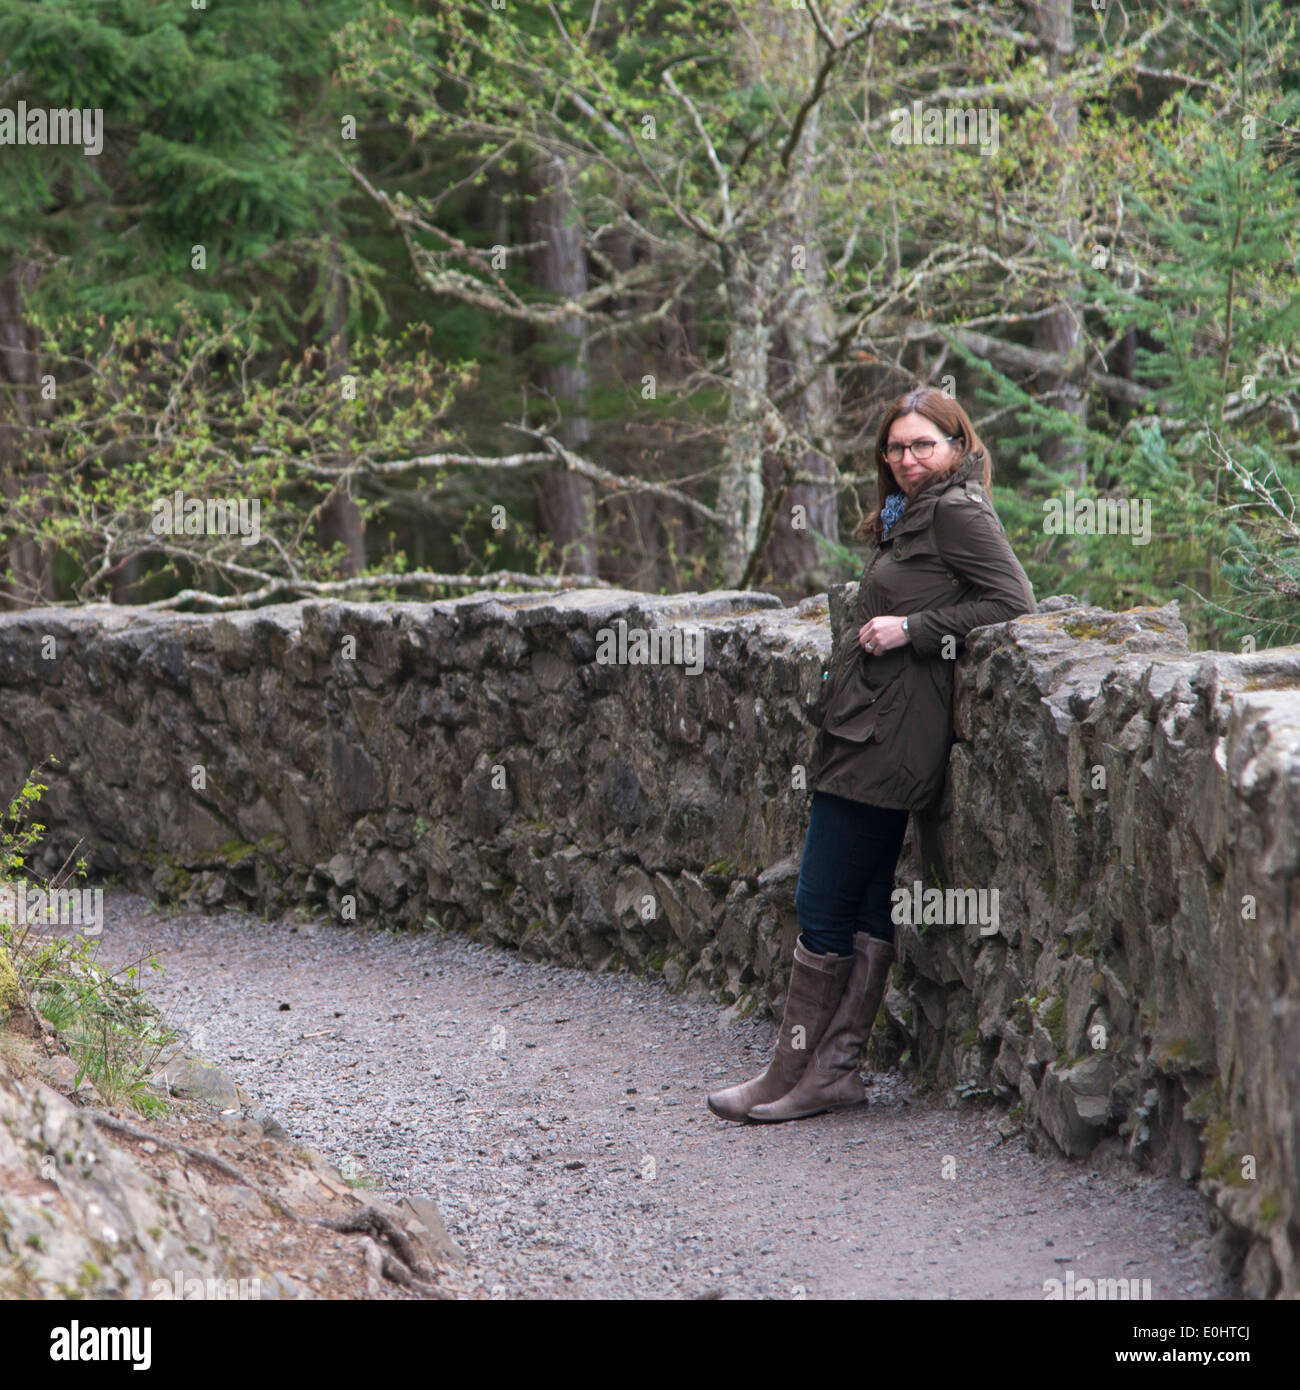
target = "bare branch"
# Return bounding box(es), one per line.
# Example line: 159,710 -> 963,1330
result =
132,569 -> 615,612
510,425 -> 727,528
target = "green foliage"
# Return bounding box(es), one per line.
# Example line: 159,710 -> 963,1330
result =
3,305 -> 477,603
1,763 -> 176,1115
809,528 -> 865,584
974,1 -> 1300,649
20,929 -> 178,1117
1041,996 -> 1066,1054
2,0 -> 1297,614
1,765 -> 50,878
0,0 -> 362,335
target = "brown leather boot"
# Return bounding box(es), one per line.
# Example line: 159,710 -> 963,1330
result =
747,933 -> 894,1122
706,939 -> 854,1122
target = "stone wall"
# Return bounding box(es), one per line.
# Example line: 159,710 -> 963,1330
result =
0,588 -> 1296,1295
882,595 -> 1300,1301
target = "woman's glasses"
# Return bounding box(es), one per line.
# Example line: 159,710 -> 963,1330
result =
882,435 -> 958,462
878,436 -> 962,464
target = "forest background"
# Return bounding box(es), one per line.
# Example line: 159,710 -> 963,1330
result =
1,0 -> 1297,653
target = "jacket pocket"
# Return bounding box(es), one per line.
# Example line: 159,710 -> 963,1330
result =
813,550 -> 887,726
821,660 -> 907,742
812,635 -> 849,725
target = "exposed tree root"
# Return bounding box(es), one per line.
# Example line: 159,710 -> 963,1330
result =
83,1108 -> 443,1294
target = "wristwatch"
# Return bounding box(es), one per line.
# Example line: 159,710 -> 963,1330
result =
901,616 -> 910,637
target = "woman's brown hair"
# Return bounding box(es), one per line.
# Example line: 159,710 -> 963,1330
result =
854,386 -> 991,542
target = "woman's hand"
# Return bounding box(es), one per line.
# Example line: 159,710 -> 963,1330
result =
858,616 -> 910,655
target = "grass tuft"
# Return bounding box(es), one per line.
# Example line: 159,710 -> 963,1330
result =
2,761 -> 178,1116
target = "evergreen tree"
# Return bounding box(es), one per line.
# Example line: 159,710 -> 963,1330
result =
969,0 -> 1300,648
0,0 -> 367,331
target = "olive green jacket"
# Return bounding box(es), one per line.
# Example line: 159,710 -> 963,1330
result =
809,450 -> 1036,811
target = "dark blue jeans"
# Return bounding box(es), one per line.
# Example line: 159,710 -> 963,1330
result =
794,791 -> 910,957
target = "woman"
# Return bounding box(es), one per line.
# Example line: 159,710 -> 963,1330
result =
708,385 -> 1036,1123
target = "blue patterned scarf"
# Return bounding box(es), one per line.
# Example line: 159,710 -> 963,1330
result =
880,489 -> 907,539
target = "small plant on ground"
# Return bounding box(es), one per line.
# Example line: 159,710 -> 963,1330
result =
1,762 -> 177,1116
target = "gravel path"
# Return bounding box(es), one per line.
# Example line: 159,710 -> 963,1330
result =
99,893 -> 1235,1300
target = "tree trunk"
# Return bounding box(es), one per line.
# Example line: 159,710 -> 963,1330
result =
317,240 -> 366,576
717,251 -> 774,587
1033,0 -> 1087,489
762,101 -> 839,595
0,255 -> 54,609
526,150 -> 596,576
717,1 -> 837,592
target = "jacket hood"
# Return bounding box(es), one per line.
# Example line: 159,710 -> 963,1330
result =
884,448 -> 986,542
906,447 -> 985,499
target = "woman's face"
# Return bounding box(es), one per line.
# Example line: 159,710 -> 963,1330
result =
885,412 -> 963,498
